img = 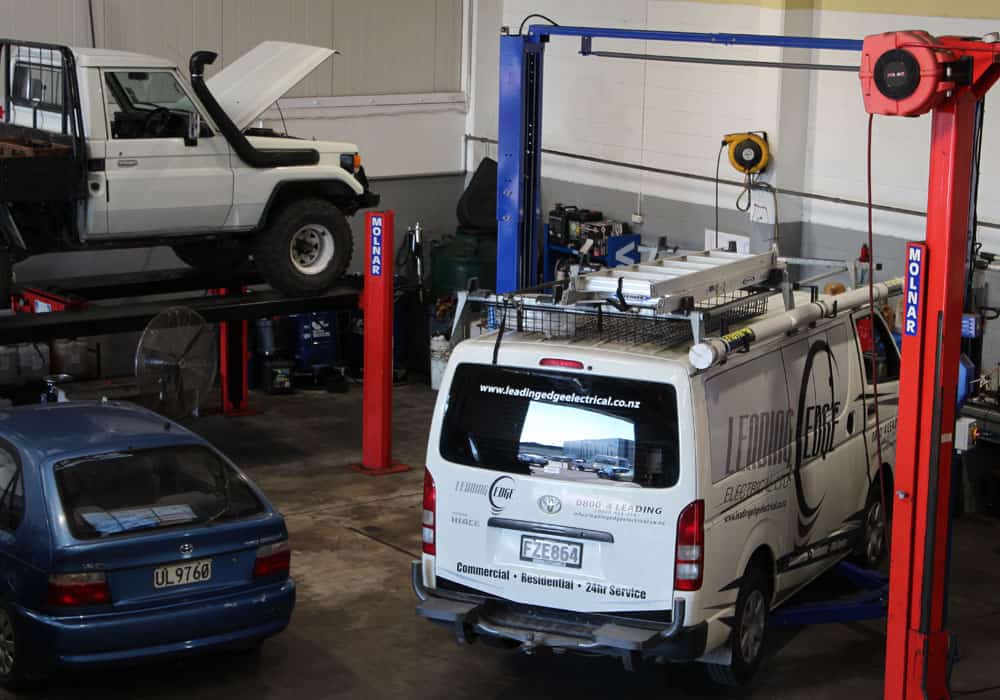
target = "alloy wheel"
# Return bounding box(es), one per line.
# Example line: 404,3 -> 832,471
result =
739,589 -> 766,664
0,609 -> 15,676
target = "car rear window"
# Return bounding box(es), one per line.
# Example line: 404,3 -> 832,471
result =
54,445 -> 265,540
440,363 -> 680,488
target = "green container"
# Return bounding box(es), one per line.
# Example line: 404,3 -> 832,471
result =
430,232 -> 496,300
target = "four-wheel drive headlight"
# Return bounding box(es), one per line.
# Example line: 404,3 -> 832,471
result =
340,152 -> 361,173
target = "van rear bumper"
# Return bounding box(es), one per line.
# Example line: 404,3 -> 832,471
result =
411,562 -> 706,662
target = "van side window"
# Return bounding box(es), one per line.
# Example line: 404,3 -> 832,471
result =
855,314 -> 900,384
0,447 -> 24,531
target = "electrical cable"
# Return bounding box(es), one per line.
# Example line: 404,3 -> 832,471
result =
735,173 -> 753,212
866,112 -> 892,557
518,14 -> 559,36
714,142 -> 726,248
753,180 -> 780,244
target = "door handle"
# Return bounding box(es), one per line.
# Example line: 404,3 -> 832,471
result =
117,159 -> 138,167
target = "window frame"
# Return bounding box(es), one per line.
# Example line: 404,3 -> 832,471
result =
438,363 -> 681,489
854,311 -> 901,385
52,444 -> 266,542
10,60 -> 65,112
100,67 -> 214,141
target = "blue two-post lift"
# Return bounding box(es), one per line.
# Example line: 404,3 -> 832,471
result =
495,24 -> 862,294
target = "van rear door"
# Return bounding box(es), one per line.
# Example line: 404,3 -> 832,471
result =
430,362 -> 694,614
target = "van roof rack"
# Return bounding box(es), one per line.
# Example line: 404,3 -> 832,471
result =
463,248 -> 790,348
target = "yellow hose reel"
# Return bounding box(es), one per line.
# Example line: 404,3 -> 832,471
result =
723,131 -> 769,175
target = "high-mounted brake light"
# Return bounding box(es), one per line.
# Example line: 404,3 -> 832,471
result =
675,500 -> 704,592
253,540 -> 291,578
47,572 -> 111,607
422,469 -> 436,555
540,358 -> 584,369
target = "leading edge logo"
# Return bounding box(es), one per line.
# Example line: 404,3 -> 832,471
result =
489,475 -> 516,515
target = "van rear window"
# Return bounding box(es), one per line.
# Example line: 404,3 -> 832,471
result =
440,364 -> 680,488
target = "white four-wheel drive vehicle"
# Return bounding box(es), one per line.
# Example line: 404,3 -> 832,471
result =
0,39 -> 378,297
415,250 -> 899,686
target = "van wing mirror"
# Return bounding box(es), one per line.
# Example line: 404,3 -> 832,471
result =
184,111 -> 200,147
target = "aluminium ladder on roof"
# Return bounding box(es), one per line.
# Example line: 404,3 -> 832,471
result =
567,248 -> 783,314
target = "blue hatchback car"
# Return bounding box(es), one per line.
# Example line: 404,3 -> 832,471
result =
0,401 -> 295,686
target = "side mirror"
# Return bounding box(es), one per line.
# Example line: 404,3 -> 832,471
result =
184,112 -> 200,147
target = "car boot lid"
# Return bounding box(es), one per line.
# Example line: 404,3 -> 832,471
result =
206,40 -> 335,131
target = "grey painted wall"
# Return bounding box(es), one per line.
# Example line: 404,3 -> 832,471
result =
15,173 -> 466,283
538,176 -> 915,287
538,177 -> 803,261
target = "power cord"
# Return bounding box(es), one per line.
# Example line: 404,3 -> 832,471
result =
865,111 -> 892,578
735,172 -> 754,213
752,180 -> 780,244
714,142 -> 726,248
518,13 -> 559,36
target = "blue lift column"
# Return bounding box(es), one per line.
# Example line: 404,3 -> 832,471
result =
496,31 -> 545,293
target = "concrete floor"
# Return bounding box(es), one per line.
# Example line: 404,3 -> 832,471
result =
10,384 -> 1000,699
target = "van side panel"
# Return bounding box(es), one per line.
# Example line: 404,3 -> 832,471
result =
699,347 -> 793,607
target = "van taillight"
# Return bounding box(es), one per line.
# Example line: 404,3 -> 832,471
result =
422,469 -> 436,555
253,540 -> 291,578
47,572 -> 111,607
675,500 -> 704,592
540,358 -> 584,369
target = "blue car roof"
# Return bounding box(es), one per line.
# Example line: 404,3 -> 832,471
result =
0,401 -> 200,466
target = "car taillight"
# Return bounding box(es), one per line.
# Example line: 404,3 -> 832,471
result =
675,500 -> 704,592
47,572 -> 110,607
422,469 -> 436,555
253,540 -> 291,578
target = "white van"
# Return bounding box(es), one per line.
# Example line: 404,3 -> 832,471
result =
414,253 -> 899,686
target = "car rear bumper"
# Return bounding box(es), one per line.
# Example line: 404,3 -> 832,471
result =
411,562 -> 705,662
17,578 -> 295,670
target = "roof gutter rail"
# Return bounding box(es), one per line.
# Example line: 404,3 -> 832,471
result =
689,278 -> 903,370
188,50 -> 319,168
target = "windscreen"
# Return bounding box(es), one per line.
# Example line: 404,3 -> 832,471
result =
54,445 -> 265,540
440,364 -> 680,488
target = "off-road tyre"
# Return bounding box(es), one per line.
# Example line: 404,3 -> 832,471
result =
253,198 -> 353,296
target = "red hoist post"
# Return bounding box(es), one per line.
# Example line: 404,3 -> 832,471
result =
860,32 -> 1000,699
211,286 -> 254,416
352,211 -> 409,476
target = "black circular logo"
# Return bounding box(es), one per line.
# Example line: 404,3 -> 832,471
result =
873,49 -> 921,101
488,475 -> 516,514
